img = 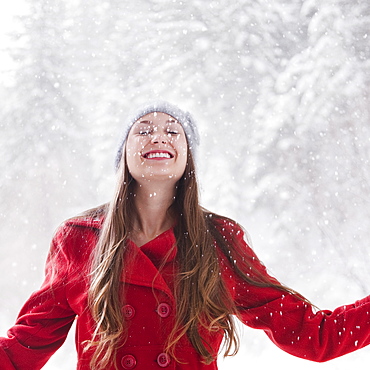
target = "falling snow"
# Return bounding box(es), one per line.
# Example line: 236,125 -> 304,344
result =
0,0 -> 370,369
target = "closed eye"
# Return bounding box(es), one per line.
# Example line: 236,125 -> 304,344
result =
166,129 -> 179,135
138,130 -> 151,135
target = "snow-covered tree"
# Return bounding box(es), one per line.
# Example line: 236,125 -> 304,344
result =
0,0 -> 96,307
245,0 -> 370,293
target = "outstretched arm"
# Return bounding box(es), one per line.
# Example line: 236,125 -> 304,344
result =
0,225 -> 76,369
221,222 -> 370,362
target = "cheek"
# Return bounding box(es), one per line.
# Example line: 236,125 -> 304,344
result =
173,135 -> 187,153
178,143 -> 187,156
125,140 -> 144,172
177,142 -> 188,169
126,138 -> 145,157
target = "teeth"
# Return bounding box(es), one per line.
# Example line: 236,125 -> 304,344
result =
146,152 -> 171,159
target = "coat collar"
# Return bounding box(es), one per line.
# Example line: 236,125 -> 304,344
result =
122,228 -> 177,299
65,216 -> 104,229
66,216 -> 177,298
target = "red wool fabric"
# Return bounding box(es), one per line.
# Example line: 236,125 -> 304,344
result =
1,217 -> 370,369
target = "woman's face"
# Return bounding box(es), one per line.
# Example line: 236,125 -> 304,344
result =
125,112 -> 188,184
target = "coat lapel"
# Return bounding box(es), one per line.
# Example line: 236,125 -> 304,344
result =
68,217 -> 177,299
121,229 -> 177,299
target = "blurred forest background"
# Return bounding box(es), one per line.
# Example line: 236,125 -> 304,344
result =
1,0 -> 370,368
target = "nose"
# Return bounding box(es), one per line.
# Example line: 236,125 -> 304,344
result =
151,131 -> 168,144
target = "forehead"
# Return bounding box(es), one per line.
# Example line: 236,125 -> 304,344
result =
134,112 -> 179,124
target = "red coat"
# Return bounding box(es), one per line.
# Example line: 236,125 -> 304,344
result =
1,217 -> 370,369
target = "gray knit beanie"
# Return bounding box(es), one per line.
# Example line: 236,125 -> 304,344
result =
115,101 -> 200,170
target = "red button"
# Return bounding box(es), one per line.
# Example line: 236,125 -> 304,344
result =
123,305 -> 135,319
157,303 -> 171,318
121,355 -> 137,369
157,353 -> 171,367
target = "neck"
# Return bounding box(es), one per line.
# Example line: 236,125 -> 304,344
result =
131,180 -> 177,244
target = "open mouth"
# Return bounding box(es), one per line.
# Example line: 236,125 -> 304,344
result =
142,151 -> 174,159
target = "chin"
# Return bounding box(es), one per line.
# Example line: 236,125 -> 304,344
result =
132,172 -> 182,183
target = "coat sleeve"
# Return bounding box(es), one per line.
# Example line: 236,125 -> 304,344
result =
0,224 -> 77,370
223,223 -> 370,362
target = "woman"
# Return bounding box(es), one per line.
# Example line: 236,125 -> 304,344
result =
1,101 -> 370,370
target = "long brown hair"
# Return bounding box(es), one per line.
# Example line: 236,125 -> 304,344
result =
84,145 -> 305,369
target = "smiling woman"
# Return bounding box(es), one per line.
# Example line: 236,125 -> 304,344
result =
1,101 -> 370,370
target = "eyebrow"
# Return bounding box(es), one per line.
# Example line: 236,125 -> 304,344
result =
136,119 -> 181,125
167,119 -> 180,125
136,120 -> 151,124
